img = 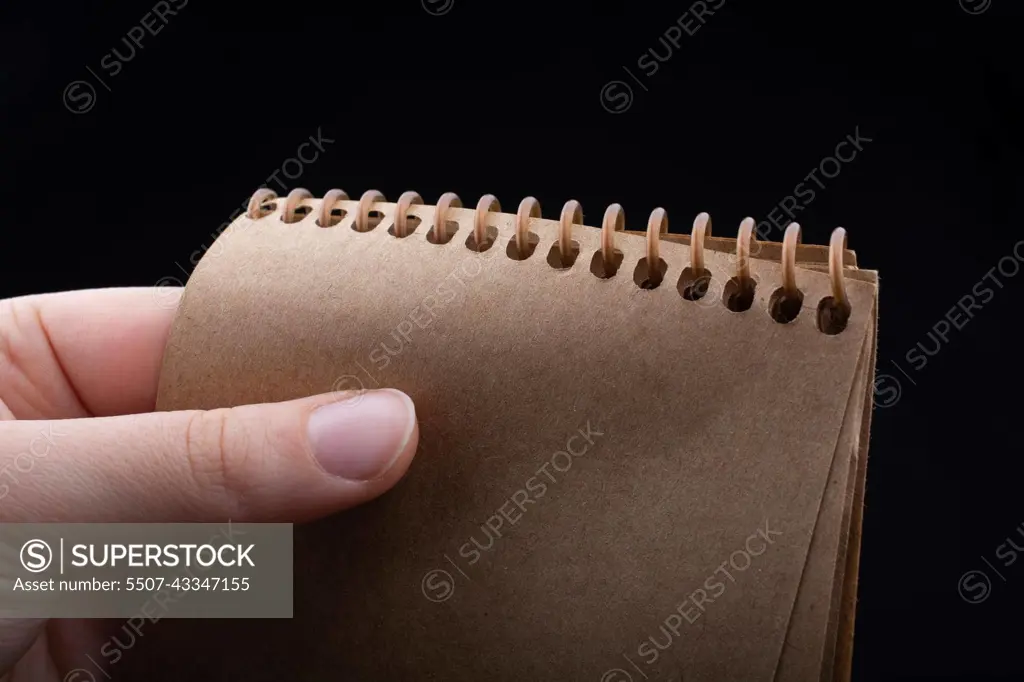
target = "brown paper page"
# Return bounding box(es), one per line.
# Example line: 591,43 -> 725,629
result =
154,198 -> 877,681
829,287 -> 879,682
814,286 -> 877,682
774,276 -> 876,681
821,437 -> 861,680
774,315 -> 873,682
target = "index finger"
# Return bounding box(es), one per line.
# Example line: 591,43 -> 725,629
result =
0,287 -> 182,420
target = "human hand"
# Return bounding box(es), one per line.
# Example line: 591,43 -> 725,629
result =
0,288 -> 419,680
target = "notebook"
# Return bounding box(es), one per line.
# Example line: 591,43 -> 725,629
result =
150,187 -> 879,682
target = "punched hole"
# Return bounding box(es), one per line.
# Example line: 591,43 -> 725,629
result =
281,204 -> 312,223
427,220 -> 459,245
316,207 -> 348,228
388,215 -> 422,238
465,225 -> 498,252
768,287 -> 805,323
254,201 -> 277,218
677,267 -> 713,301
352,210 -> 385,233
546,241 -> 581,269
722,276 -> 757,312
633,257 -> 668,290
506,232 -> 540,260
816,296 -> 851,335
589,249 -> 624,279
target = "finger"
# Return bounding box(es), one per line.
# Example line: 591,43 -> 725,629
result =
0,618 -> 46,678
0,287 -> 182,420
0,389 -> 418,523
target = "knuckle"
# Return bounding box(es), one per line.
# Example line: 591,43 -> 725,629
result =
182,408 -> 253,516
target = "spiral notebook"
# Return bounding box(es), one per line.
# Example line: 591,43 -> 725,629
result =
151,188 -> 879,682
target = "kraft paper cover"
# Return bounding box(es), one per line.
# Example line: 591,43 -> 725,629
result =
153,197 -> 878,682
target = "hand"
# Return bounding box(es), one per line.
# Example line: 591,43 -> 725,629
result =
0,288 -> 419,680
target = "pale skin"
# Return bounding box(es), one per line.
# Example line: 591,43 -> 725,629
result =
0,288 -> 420,680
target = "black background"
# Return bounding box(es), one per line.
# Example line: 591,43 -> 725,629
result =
2,1 -> 1022,680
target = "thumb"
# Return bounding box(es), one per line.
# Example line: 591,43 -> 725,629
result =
0,389 -> 419,522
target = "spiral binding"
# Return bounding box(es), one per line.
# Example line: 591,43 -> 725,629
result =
246,188 -> 855,334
